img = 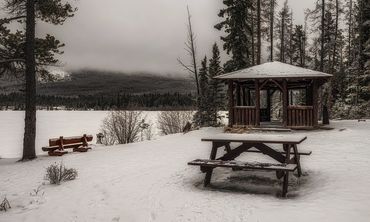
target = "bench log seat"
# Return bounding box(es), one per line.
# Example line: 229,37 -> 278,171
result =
42,134 -> 93,156
188,159 -> 297,197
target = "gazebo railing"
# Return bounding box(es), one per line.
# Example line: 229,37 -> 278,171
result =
233,106 -> 257,126
287,106 -> 314,127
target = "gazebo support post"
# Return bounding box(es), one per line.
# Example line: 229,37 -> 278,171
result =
255,80 -> 260,126
236,83 -> 241,106
242,85 -> 246,106
282,79 -> 288,127
228,80 -> 234,127
267,89 -> 271,122
312,80 -> 319,127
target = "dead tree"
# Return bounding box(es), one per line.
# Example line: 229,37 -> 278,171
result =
177,6 -> 200,96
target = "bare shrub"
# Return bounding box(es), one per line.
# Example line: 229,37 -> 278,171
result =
157,111 -> 193,135
0,197 -> 11,211
30,185 -> 44,197
44,162 -> 78,185
100,110 -> 143,145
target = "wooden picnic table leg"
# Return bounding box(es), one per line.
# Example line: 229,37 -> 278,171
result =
282,171 -> 289,197
204,142 -> 222,187
293,144 -> 302,177
281,144 -> 291,197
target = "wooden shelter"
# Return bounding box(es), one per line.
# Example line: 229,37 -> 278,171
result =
215,62 -> 332,128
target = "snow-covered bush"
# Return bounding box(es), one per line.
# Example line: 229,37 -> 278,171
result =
157,111 -> 193,135
139,120 -> 154,141
332,100 -> 370,119
45,162 -> 78,185
100,110 -> 143,145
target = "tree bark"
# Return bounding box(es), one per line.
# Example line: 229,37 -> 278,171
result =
22,0 -> 37,161
270,0 -> 275,62
257,0 -> 261,65
332,0 -> 339,73
187,6 -> 199,96
251,7 -> 255,66
280,11 -> 285,62
320,0 -> 325,72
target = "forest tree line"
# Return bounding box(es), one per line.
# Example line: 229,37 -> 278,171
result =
186,0 -> 370,125
0,92 -> 195,111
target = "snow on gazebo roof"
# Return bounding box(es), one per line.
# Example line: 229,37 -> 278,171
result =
215,61 -> 333,80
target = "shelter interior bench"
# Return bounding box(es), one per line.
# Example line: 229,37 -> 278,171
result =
42,134 -> 93,156
188,134 -> 311,197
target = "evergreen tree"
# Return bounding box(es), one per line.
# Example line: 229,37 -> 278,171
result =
0,0 -> 76,160
208,43 -> 225,126
275,0 -> 292,63
266,0 -> 278,61
358,0 -> 370,103
215,0 -> 253,72
194,56 -> 211,126
291,25 -> 306,67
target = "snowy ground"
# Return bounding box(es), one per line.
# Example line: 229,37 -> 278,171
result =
1,118 -> 370,221
0,111 -> 162,158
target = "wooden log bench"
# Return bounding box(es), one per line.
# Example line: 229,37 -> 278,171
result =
188,159 -> 297,196
42,134 -> 93,156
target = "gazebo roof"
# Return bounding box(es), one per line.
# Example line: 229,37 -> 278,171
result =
215,61 -> 333,80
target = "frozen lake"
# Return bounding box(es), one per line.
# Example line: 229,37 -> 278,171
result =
0,111 -> 162,158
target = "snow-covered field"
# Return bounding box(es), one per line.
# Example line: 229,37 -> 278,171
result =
0,111 -> 162,158
1,112 -> 370,221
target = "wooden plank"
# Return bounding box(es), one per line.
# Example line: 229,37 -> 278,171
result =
49,135 -> 93,146
42,143 -> 85,151
188,159 -> 297,172
218,143 -> 254,161
253,143 -> 286,163
201,133 -> 307,144
244,149 -> 312,156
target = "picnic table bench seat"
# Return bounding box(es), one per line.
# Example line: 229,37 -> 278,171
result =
42,134 -> 93,156
188,159 -> 298,172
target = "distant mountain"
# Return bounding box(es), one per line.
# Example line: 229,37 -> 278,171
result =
0,70 -> 196,96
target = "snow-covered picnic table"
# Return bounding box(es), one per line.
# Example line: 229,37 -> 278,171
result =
188,133 -> 310,197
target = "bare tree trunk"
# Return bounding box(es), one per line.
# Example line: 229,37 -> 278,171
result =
187,6 -> 199,96
270,0 -> 275,62
178,6 -> 199,96
251,7 -> 255,66
332,0 -> 339,73
22,0 -> 37,161
320,0 -> 325,72
257,0 -> 261,65
289,11 -> 293,65
348,0 -> 353,65
280,11 -> 285,62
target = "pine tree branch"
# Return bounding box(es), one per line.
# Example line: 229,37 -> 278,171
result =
0,16 -> 26,25
0,58 -> 25,64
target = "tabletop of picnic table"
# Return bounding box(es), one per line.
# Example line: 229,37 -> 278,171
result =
201,133 -> 307,144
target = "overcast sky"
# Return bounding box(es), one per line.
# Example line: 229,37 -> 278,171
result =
2,0 -> 317,75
